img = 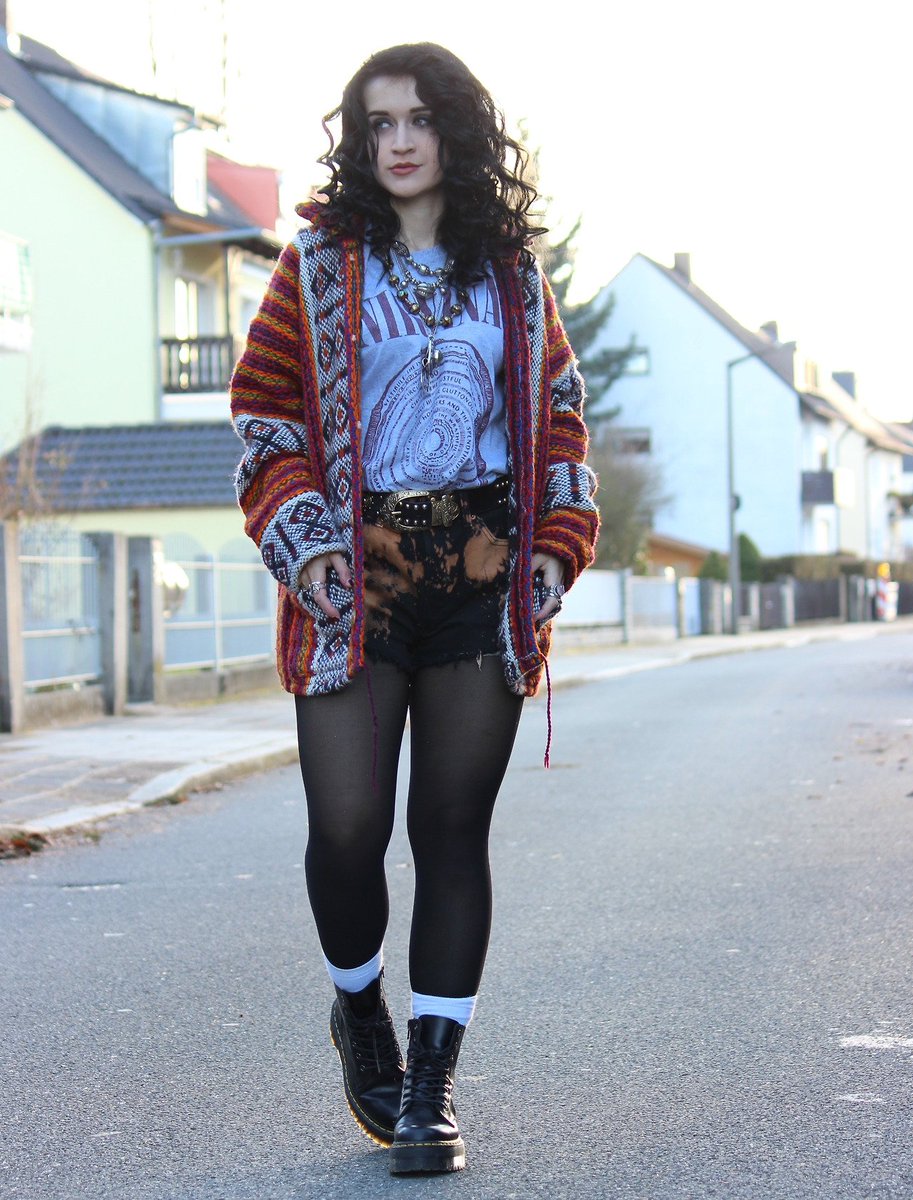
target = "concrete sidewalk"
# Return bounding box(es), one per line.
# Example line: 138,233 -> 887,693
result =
1,618 -> 908,854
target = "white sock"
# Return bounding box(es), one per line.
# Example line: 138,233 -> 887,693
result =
411,991 -> 477,1026
324,948 -> 383,993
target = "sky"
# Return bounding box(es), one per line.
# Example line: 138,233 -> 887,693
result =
14,0 -> 913,419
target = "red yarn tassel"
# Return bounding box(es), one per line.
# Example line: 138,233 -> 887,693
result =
543,658 -> 553,769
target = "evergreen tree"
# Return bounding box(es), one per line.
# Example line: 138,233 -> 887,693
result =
538,214 -> 665,569
739,533 -> 763,582
543,218 -> 637,418
699,550 -> 729,582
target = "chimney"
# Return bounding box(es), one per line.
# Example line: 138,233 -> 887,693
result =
760,321 -> 779,342
1,0 -> 20,55
833,371 -> 856,398
673,252 -> 691,281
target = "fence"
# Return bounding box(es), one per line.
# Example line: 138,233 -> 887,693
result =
0,517 -> 907,733
793,578 -> 842,623
161,535 -> 274,674
555,569 -> 880,641
0,523 -> 277,732
18,525 -> 102,689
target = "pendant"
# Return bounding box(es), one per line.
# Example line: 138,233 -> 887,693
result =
421,335 -> 444,392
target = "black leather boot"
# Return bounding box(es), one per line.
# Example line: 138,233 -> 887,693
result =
329,971 -> 405,1146
389,1015 -> 467,1174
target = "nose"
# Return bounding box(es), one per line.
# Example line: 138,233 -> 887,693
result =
392,121 -> 414,153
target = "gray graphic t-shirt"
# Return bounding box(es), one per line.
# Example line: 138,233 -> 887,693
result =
360,245 -> 508,492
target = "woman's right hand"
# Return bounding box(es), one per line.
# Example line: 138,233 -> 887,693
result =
298,552 -> 352,620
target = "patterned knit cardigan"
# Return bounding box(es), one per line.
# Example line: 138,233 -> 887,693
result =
230,210 -> 598,698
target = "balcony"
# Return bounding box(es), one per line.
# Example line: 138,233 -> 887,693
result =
161,335 -> 236,394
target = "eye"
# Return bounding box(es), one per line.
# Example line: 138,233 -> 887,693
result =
370,117 -> 392,131
414,114 -> 434,128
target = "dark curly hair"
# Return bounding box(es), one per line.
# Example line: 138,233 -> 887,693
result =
315,43 -> 545,284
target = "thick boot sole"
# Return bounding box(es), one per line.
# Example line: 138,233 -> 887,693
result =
389,1138 -> 466,1174
329,1017 -> 395,1148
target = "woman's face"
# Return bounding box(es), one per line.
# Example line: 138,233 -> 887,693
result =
363,74 -> 443,207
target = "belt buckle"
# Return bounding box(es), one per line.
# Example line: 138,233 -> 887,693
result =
385,489 -> 433,532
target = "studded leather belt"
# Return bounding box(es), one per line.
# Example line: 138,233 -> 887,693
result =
362,476 -> 510,533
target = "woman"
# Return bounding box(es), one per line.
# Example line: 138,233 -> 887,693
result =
230,42 -> 598,1175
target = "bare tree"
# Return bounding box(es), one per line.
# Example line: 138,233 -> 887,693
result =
586,432 -> 669,570
0,385 -> 72,520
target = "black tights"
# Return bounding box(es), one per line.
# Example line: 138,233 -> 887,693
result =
295,657 -> 523,997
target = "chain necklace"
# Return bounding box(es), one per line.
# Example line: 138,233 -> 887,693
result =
383,243 -> 469,392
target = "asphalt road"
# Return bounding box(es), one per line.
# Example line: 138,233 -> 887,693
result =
2,633 -> 913,1200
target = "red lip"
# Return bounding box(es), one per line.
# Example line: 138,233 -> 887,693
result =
390,164 -> 419,174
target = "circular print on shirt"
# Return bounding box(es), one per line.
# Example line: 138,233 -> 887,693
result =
362,339 -> 495,490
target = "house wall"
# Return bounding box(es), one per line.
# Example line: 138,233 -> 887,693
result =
832,424 -> 867,556
591,256 -> 802,556
798,412 -> 837,554
0,109 -> 156,454
60,506 -> 248,555
866,449 -> 905,561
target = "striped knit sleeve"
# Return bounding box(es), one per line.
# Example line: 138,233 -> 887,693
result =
532,270 -> 599,588
230,240 -> 345,593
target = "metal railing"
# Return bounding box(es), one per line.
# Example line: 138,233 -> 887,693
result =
162,545 -> 274,672
18,526 -> 101,688
160,335 -> 236,393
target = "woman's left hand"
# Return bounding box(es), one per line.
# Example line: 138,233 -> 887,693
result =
532,553 -> 567,623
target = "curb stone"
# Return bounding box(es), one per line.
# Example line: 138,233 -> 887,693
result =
0,741 -> 299,853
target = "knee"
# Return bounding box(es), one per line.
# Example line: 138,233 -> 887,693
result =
307,814 -> 393,868
407,803 -> 490,862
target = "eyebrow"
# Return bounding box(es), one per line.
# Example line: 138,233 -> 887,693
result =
366,105 -> 433,117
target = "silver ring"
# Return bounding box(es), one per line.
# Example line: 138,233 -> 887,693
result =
305,580 -> 326,597
545,584 -> 565,599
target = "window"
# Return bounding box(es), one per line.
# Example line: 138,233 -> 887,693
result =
174,278 -> 199,340
593,425 -> 652,455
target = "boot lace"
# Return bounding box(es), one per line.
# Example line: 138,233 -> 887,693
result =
402,1045 -> 454,1107
347,1008 -> 403,1074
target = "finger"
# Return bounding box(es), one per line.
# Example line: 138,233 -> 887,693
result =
531,555 -> 549,620
533,556 -> 565,622
302,562 -> 341,620
542,561 -> 563,588
532,553 -> 564,586
329,552 -> 352,589
316,590 -> 341,620
533,581 -> 559,623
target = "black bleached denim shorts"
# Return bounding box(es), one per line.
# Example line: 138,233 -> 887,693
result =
362,488 -> 511,674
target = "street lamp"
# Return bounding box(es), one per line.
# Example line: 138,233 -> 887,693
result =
726,353 -> 755,634
725,342 -> 797,635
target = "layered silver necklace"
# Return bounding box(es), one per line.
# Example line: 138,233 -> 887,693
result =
383,241 -> 469,392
